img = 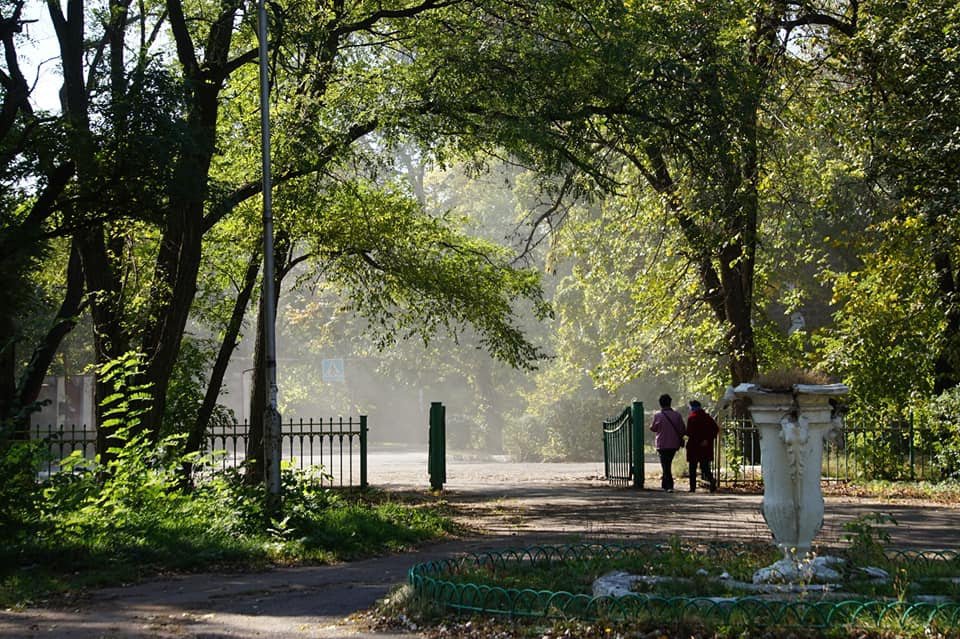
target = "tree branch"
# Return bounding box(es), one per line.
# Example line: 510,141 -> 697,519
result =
203,119 -> 379,232
333,0 -> 460,38
165,0 -> 199,77
0,0 -> 32,139
517,172 -> 575,261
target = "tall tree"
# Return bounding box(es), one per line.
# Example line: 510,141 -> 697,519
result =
4,0 -> 553,461
0,0 -> 79,432
412,0 -> 860,389
847,0 -> 960,394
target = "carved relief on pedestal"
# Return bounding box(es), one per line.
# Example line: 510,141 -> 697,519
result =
732,382 -> 848,582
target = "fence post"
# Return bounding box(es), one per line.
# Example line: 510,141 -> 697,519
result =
909,409 -> 915,481
631,401 -> 644,489
429,402 -> 446,491
359,415 -> 368,490
602,424 -> 609,480
440,403 -> 446,484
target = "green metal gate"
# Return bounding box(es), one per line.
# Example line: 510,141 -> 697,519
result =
602,401 -> 644,488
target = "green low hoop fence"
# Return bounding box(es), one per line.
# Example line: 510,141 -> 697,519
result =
407,543 -> 960,632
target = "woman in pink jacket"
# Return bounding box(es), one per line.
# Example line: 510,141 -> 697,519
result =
650,393 -> 686,492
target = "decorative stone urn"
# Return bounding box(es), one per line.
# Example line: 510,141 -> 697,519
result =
732,382 -> 848,583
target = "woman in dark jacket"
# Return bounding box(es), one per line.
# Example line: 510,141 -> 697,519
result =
685,400 -> 719,492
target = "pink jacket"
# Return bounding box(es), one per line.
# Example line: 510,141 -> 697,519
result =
650,408 -> 686,450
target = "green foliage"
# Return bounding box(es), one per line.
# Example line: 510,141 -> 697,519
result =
0,351 -> 455,605
817,217 -> 941,415
753,316 -> 811,377
915,388 -> 960,480
98,351 -> 153,435
1,448 -> 455,605
813,0 -> 960,408
297,180 -> 550,370
34,354 -> 240,566
503,414 -> 552,462
0,440 -> 47,539
413,0 -> 867,391
841,513 -> 897,565
7,0 -> 960,479
851,0 -> 960,225
507,388 -> 608,462
163,336 -> 234,437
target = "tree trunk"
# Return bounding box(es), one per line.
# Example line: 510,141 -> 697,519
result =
932,247 -> 960,394
182,248 -> 260,485
138,1 -> 242,441
140,215 -> 205,440
245,303 -> 269,485
0,312 -> 16,438
77,227 -> 130,460
644,145 -> 760,390
15,240 -> 85,429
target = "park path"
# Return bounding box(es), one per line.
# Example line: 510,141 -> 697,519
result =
1,453 -> 957,639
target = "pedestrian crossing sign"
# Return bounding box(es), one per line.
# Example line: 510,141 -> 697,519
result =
321,358 -> 345,382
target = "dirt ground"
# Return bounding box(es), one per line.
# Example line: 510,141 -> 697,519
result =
2,454 -> 957,639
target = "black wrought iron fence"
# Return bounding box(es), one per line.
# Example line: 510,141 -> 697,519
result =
26,416 -> 368,488
716,414 -> 942,485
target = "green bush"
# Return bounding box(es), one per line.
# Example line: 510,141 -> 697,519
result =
922,388 -> 960,480
0,439 -> 46,538
0,353 -> 456,605
1,434 -> 455,604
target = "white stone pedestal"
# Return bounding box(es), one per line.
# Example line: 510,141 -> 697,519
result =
732,382 -> 848,583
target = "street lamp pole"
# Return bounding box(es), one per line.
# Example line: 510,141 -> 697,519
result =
257,0 -> 282,499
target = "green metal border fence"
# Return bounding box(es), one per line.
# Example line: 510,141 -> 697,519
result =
408,543 -> 960,631
25,416 -> 368,488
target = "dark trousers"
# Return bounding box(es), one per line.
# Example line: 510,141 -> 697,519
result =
689,460 -> 716,492
657,448 -> 678,490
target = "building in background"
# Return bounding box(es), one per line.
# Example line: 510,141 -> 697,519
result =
30,375 -> 95,430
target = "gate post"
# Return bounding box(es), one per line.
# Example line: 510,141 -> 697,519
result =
631,401 -> 644,489
359,415 -> 368,490
429,402 -> 446,491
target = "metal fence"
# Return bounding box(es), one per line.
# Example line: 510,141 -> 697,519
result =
602,406 -> 634,487
602,402 -> 645,488
408,543 -> 960,631
715,414 -> 943,485
26,416 -> 368,488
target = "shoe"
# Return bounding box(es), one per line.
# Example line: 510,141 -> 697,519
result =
666,488 -> 674,493
689,488 -> 696,492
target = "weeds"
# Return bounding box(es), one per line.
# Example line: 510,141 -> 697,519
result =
0,352 -> 459,606
841,512 -> 897,564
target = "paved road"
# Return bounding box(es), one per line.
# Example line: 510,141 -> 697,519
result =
2,455 -> 957,638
